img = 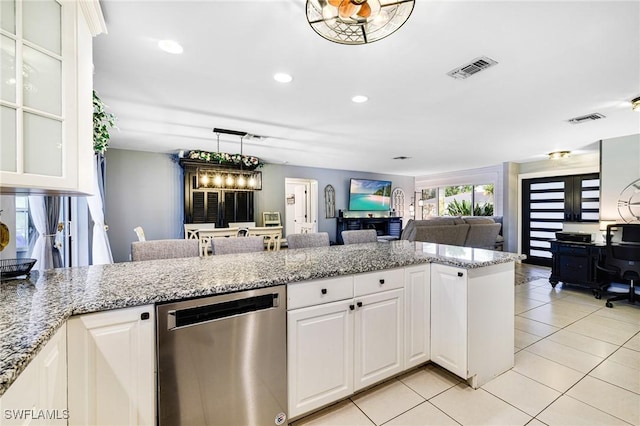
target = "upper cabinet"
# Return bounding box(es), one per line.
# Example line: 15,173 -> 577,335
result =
0,0 -> 106,194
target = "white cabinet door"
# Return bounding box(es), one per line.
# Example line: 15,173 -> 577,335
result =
0,324 -> 67,426
354,288 -> 404,391
287,299 -> 354,420
67,305 -> 155,426
404,264 -> 430,369
430,264 -> 468,379
0,0 -> 100,194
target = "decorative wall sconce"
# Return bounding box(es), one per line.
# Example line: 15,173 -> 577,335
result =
197,169 -> 262,190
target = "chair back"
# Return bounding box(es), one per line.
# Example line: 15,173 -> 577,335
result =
198,228 -> 240,256
287,232 -> 330,249
212,236 -> 265,255
300,222 -> 315,234
342,229 -> 378,245
131,239 -> 199,261
133,226 -> 146,242
603,223 -> 640,280
184,223 -> 216,240
248,226 -> 283,251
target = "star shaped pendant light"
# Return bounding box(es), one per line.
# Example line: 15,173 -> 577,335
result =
306,0 -> 415,45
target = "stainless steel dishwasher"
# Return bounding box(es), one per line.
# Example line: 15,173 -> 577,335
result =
157,286 -> 287,426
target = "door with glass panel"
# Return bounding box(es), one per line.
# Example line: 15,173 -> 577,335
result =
521,174 -> 599,266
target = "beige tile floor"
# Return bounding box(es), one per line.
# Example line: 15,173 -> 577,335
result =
292,271 -> 640,426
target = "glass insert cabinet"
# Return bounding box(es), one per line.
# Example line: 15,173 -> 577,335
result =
0,0 -> 104,194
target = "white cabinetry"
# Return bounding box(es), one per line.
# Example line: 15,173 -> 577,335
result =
287,299 -> 354,419
404,264 -> 430,369
0,324 -> 67,426
430,262 -> 514,388
287,270 -> 405,420
0,0 -> 104,194
67,305 -> 155,426
353,269 -> 404,391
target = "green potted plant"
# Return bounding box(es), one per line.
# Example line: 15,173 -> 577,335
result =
92,90 -> 116,154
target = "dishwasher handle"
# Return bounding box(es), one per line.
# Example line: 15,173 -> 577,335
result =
167,292 -> 279,330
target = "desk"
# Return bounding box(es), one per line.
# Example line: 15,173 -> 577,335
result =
549,240 -> 607,296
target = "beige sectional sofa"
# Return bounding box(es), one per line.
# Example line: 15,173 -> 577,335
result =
401,216 -> 502,249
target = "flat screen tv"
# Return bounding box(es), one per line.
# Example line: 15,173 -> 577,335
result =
348,178 -> 392,211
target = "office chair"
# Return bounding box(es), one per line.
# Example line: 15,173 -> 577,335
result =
598,223 -> 640,308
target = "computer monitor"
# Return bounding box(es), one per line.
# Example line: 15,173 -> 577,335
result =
622,224 -> 640,244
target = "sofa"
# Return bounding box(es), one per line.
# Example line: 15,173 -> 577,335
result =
401,216 -> 503,249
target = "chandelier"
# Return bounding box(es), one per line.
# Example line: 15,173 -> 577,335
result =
306,0 -> 415,45
196,128 -> 262,191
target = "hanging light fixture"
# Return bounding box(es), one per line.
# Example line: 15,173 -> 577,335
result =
632,96 -> 640,112
195,128 -> 263,190
306,0 -> 415,45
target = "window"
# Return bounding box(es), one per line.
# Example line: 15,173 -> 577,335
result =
418,184 -> 495,218
15,195 -> 31,255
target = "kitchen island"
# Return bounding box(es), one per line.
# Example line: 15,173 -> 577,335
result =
0,240 -> 523,424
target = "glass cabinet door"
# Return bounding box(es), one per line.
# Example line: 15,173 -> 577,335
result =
1,0 -> 65,178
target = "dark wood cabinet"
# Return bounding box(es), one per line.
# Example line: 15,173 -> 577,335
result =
336,217 -> 402,244
181,160 -> 254,227
549,240 -> 607,295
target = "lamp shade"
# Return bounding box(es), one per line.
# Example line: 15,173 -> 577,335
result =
306,0 -> 415,45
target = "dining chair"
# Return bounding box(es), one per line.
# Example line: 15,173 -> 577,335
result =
341,229 -> 378,245
248,226 -> 283,251
212,236 -> 265,255
131,239 -> 199,261
199,228 -> 240,256
133,226 -> 146,242
300,222 -> 314,234
184,223 -> 216,240
287,232 -> 330,249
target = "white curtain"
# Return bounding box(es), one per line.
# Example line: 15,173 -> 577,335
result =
29,195 -> 53,271
87,154 -> 113,264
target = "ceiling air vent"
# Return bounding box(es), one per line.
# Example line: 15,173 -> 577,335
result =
567,113 -> 606,124
447,56 -> 498,79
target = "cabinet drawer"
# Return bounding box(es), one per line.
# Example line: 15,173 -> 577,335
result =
287,276 -> 354,310
557,244 -> 588,256
354,268 -> 404,297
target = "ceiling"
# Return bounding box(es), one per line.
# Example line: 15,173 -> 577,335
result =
93,0 -> 640,177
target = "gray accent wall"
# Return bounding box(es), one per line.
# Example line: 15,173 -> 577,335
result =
105,149 -> 183,263
105,149 -> 415,262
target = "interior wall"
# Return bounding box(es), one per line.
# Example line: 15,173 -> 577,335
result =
255,163 -> 414,243
105,149 -> 183,262
600,134 -> 640,221
104,149 -> 415,261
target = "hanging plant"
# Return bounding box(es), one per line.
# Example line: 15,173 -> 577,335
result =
93,90 -> 117,154
186,150 -> 264,169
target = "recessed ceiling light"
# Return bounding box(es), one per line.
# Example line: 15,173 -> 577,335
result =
273,73 -> 293,83
351,95 -> 368,103
158,40 -> 183,54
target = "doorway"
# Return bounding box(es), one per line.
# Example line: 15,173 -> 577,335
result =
285,178 -> 318,235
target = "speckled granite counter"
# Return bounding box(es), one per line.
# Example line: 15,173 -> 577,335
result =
0,240 -> 524,396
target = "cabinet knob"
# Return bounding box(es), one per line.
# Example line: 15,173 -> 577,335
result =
357,301 -> 363,308
457,272 -> 464,277
321,288 -> 327,295
379,279 -> 385,285
349,304 -> 355,311
141,312 -> 150,320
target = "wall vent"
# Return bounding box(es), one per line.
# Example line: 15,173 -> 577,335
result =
567,113 -> 606,124
447,56 -> 498,79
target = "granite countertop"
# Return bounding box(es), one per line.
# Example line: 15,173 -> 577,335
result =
0,240 -> 524,396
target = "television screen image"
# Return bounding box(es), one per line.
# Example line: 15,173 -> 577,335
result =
349,179 -> 392,211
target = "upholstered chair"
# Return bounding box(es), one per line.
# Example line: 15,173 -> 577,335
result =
131,239 -> 199,261
212,236 -> 265,255
286,232 -> 330,249
341,229 -> 378,245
